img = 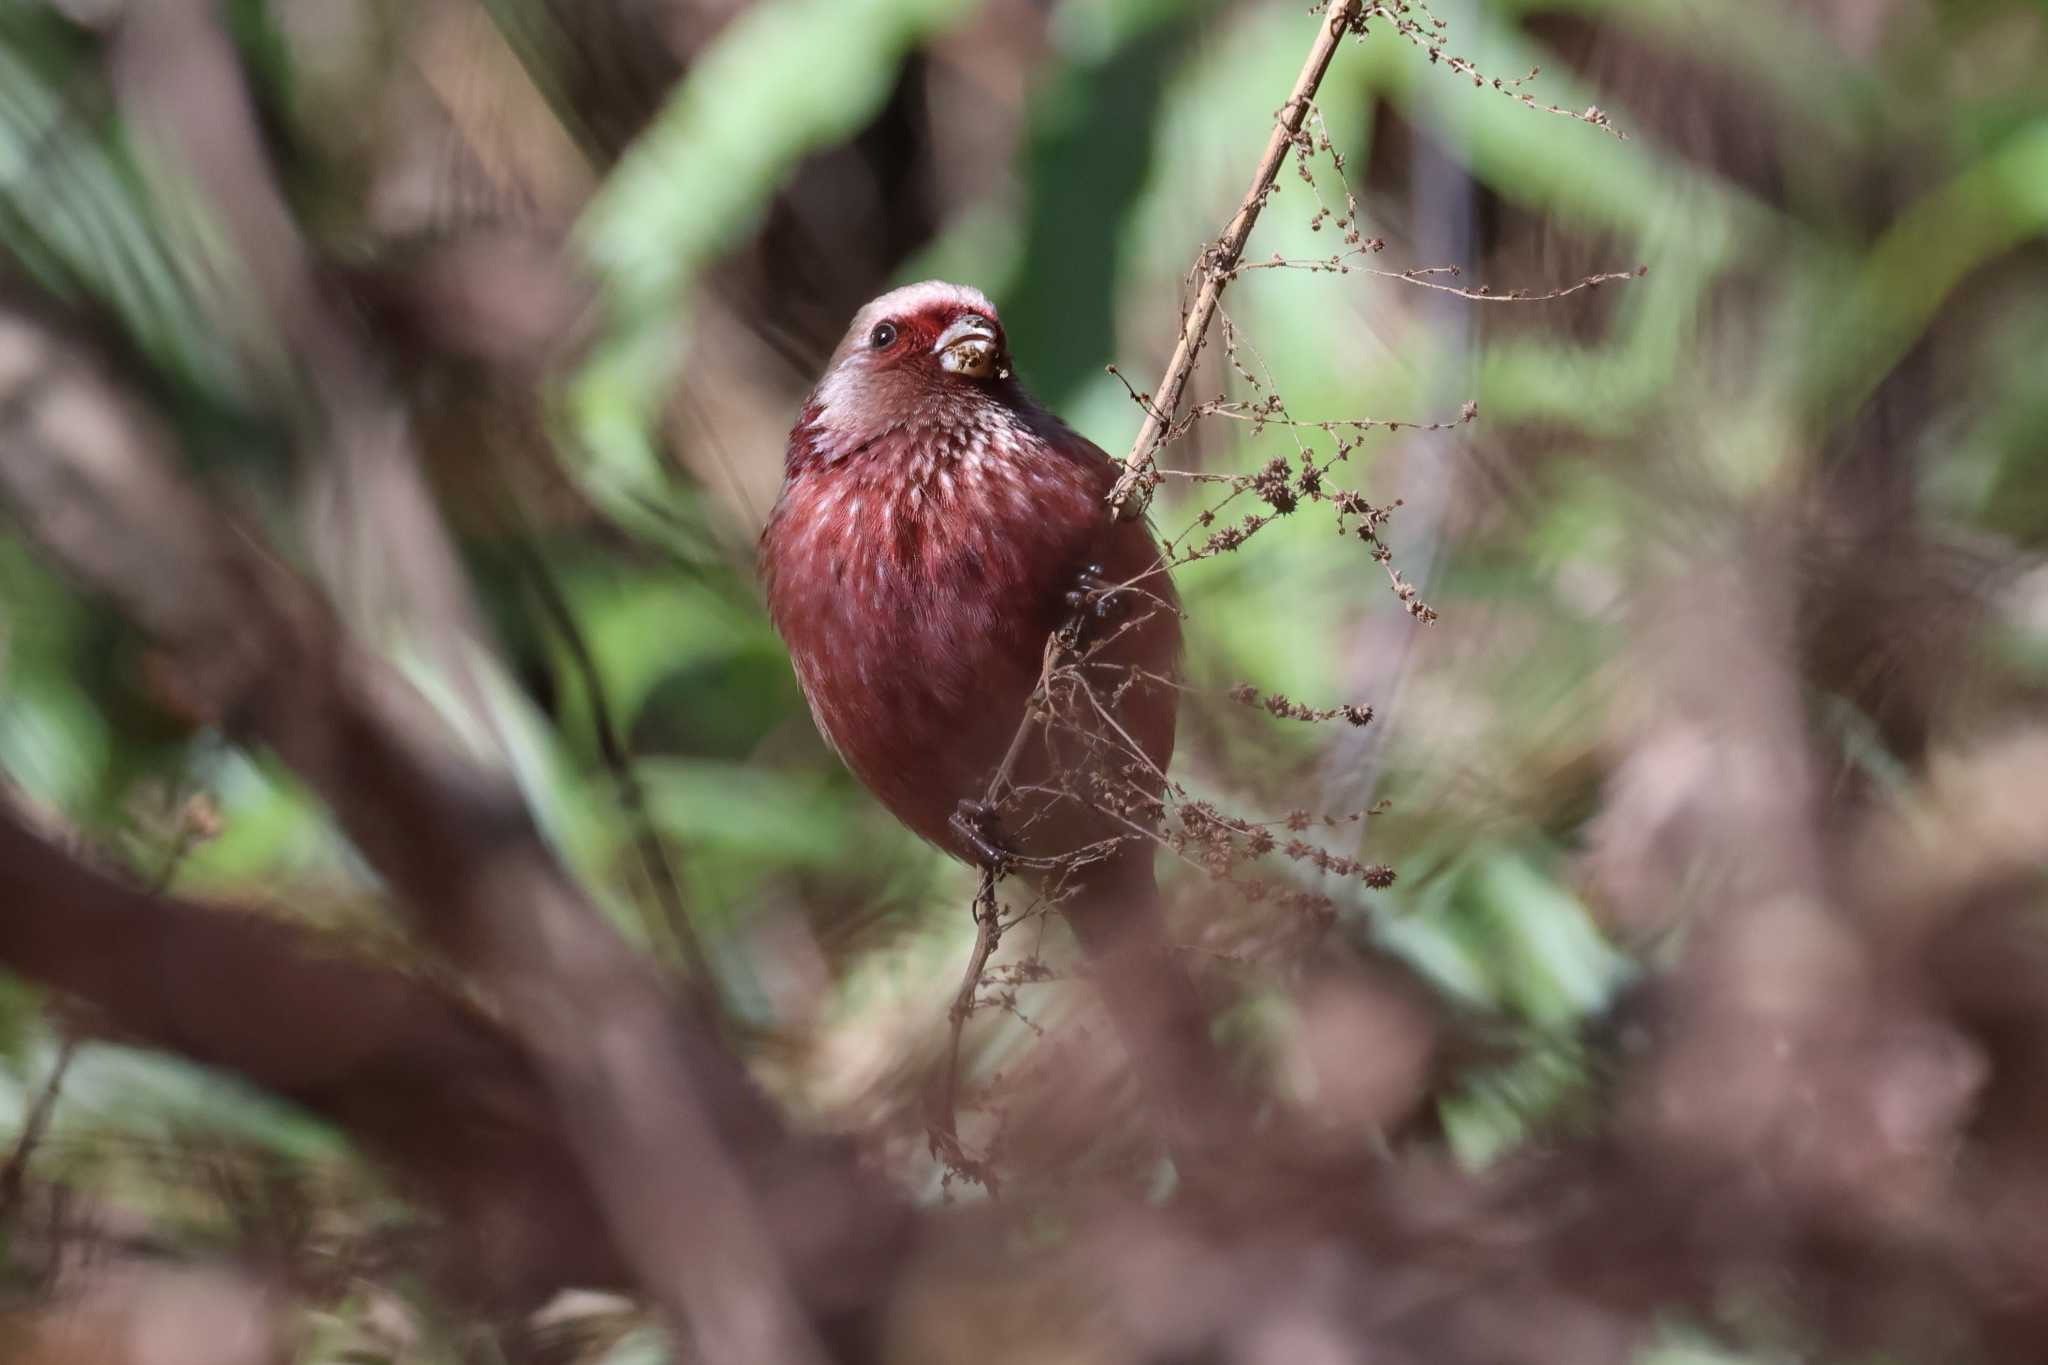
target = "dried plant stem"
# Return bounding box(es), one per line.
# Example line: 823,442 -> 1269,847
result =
926,637 -> 1064,1179
1107,0 -> 1365,516
931,8 -> 1368,1178
983,635 -> 1065,809
927,866 -> 1005,1195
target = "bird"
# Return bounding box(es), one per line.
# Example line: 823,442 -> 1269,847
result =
758,280 -> 1224,1140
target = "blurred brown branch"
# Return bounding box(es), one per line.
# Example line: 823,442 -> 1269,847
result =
0,797 -> 621,1306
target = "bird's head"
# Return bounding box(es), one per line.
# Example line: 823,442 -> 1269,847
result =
803,281 -> 1021,455
833,279 -> 1010,383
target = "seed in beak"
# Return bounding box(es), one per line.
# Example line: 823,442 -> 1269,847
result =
935,316 -> 1002,379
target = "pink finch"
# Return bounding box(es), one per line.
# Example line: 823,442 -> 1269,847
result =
759,281 -> 1223,1140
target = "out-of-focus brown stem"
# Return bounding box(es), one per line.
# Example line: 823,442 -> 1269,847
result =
0,799 -> 625,1306
1106,0 -> 1364,516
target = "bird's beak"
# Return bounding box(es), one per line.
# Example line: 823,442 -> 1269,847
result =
935,314 -> 1003,379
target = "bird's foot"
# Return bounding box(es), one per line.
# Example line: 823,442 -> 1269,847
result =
1064,562 -> 1127,624
950,799 -> 1014,873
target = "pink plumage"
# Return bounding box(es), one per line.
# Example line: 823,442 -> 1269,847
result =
760,281 -> 1179,869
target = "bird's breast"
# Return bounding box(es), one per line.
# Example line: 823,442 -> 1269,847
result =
760,433 -> 1113,838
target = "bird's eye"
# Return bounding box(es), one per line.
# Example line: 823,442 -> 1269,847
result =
868,322 -> 898,349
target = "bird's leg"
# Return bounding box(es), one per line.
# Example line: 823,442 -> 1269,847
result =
1063,562 -> 1127,624
949,798 -> 1014,873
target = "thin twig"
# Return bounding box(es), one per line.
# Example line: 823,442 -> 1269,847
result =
981,635 -> 1066,811
1106,0 -> 1365,517
926,866 -> 1005,1195
929,6 -> 1372,1184
1233,258 -> 1645,301
924,637 -> 1065,1183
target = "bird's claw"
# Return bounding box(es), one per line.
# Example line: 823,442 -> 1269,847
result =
1064,562 -> 1124,623
950,798 -> 1013,873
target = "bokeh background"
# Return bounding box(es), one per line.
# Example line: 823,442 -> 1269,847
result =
2,0 -> 2048,1360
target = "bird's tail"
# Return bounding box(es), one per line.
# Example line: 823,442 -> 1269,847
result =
1059,849 -> 1239,1150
